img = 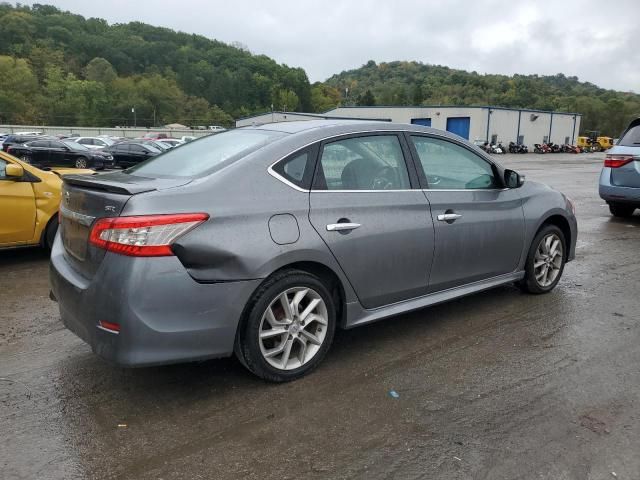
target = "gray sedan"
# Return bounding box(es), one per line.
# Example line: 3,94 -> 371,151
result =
50,121 -> 577,381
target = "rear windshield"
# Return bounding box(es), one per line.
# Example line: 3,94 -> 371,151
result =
126,129 -> 287,177
619,125 -> 640,146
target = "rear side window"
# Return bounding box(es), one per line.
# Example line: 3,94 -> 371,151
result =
0,159 -> 7,179
272,148 -> 316,190
314,135 -> 410,190
619,125 -> 640,146
128,129 -> 286,177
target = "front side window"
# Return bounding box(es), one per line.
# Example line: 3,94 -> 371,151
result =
410,136 -> 499,190
315,135 -> 410,190
0,159 -> 7,179
130,145 -> 147,154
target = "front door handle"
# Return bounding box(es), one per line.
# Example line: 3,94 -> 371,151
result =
326,222 -> 361,232
437,213 -> 463,222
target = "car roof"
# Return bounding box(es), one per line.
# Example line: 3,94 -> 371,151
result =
243,119 -> 468,142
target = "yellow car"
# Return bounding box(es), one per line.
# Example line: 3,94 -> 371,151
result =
0,151 -> 94,250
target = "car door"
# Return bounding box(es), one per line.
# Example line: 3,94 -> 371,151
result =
48,140 -> 74,167
129,144 -> 156,164
309,133 -> 435,309
0,158 -> 36,245
109,143 -> 130,167
22,140 -> 49,165
407,134 -> 525,292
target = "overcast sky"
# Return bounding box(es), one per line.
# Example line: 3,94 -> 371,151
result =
28,0 -> 640,92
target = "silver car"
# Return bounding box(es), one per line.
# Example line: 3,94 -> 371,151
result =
599,118 -> 640,217
50,121 -> 577,381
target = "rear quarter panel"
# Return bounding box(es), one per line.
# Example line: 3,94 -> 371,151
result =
120,143 -> 360,304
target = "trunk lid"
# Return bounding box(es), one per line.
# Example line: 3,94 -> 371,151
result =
608,146 -> 640,188
59,172 -> 191,278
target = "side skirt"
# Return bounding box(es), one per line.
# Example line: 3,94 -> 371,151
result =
344,271 -> 525,329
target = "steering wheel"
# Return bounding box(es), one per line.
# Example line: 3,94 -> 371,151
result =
371,166 -> 397,190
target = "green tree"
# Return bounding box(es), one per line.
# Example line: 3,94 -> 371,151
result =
0,56 -> 39,123
84,57 -> 117,84
357,89 -> 376,106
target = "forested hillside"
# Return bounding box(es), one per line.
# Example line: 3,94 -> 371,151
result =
325,61 -> 640,136
0,4 -> 637,134
0,3 -> 313,127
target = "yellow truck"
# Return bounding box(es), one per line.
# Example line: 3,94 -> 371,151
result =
577,135 -> 614,151
0,151 -> 94,250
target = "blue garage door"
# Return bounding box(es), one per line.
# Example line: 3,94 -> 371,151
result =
411,118 -> 431,127
446,117 -> 470,140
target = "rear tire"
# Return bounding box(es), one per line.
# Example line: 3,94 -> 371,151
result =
235,270 -> 336,382
609,203 -> 636,218
519,224 -> 566,294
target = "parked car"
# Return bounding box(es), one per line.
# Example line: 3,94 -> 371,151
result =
141,139 -> 171,151
0,151 -> 94,250
70,136 -> 117,150
142,132 -> 169,140
599,117 -> 640,217
102,141 -> 161,168
158,139 -> 182,148
2,134 -> 51,152
14,131 -> 43,136
180,135 -> 196,143
51,121 -> 577,382
208,125 -> 227,132
8,139 -> 114,169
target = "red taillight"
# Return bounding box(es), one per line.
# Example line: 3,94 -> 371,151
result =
7,147 -> 13,153
89,213 -> 209,257
604,155 -> 634,168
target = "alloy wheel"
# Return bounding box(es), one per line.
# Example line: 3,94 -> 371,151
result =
75,158 -> 87,168
258,287 -> 328,371
533,233 -> 563,287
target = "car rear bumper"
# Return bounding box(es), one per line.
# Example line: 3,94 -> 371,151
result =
49,236 -> 262,367
599,168 -> 640,205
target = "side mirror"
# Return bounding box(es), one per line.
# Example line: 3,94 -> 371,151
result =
504,169 -> 525,188
5,163 -> 24,178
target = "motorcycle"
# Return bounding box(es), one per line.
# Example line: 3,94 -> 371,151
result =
534,143 -> 546,154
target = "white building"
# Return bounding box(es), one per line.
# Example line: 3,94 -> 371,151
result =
236,106 -> 582,149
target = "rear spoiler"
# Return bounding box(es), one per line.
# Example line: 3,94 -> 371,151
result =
63,174 -> 157,195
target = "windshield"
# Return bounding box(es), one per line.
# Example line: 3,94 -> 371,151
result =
127,129 -> 287,177
64,140 -> 90,151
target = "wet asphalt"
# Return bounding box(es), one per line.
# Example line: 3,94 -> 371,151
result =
1,153 -> 639,480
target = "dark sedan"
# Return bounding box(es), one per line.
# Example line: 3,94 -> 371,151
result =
2,134 -> 50,152
8,139 -> 114,169
103,141 -> 161,168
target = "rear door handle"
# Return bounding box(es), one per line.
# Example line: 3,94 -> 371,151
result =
437,213 -> 462,222
326,223 -> 361,232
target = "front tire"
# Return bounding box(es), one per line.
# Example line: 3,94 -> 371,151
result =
609,203 -> 636,218
520,225 -> 566,294
75,157 -> 88,169
235,270 -> 336,382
